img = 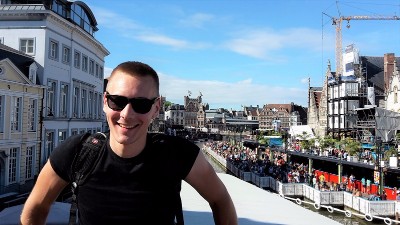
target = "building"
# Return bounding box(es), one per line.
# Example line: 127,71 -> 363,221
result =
164,104 -> 185,129
326,45 -> 399,141
0,0 -> 109,170
0,44 -> 45,194
243,105 -> 260,121
184,94 -> 202,128
308,72 -> 329,138
259,103 -> 306,132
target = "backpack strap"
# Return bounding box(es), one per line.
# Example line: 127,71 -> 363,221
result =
175,184 -> 184,225
68,132 -> 107,225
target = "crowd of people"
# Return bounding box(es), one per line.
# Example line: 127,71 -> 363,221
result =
204,141 -> 313,185
203,140 -> 381,197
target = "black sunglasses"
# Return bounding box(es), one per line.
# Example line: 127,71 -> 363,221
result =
105,92 -> 158,114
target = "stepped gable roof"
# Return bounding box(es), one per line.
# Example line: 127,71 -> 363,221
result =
310,87 -> 322,108
0,43 -> 36,82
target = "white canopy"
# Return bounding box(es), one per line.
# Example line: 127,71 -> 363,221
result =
289,125 -> 315,140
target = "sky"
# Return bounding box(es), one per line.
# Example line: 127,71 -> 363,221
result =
83,0 -> 400,110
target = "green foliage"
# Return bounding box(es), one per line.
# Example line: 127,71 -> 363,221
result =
319,136 -> 337,149
164,101 -> 172,108
384,146 -> 397,161
339,137 -> 361,156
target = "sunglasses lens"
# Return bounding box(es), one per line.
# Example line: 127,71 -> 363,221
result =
106,93 -> 157,114
131,99 -> 154,114
107,95 -> 128,111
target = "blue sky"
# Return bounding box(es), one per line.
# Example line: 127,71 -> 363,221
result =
83,0 -> 400,110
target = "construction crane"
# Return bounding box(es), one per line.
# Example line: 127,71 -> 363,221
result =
323,13 -> 400,77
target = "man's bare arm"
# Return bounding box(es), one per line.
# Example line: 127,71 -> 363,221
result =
20,161 -> 68,225
185,152 -> 238,225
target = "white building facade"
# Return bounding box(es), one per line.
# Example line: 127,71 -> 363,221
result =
0,0 -> 109,168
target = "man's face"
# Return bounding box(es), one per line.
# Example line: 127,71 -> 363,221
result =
104,71 -> 160,148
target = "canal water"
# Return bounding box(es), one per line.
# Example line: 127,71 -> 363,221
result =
201,147 -> 384,225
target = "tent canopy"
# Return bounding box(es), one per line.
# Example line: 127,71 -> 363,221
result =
289,125 -> 315,140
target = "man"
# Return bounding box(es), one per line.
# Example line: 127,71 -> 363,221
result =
21,61 -> 238,225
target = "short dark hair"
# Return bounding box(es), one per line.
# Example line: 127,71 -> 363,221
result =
108,61 -> 159,95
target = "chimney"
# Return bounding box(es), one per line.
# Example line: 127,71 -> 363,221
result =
384,53 -> 395,94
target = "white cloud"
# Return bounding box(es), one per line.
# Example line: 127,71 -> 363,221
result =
224,27 -> 330,61
91,6 -> 141,30
301,78 -> 309,84
159,72 -> 308,109
104,67 -> 113,78
179,13 -> 215,28
135,33 -> 189,49
92,7 -> 209,50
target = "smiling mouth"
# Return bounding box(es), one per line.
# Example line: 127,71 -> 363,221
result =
117,123 -> 139,129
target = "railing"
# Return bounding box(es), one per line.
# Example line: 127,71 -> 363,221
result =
203,146 -> 400,223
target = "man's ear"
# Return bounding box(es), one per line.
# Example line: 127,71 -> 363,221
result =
152,98 -> 161,119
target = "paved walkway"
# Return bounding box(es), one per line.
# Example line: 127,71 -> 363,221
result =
181,173 -> 341,225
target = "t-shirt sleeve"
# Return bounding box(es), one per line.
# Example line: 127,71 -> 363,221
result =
49,134 -> 86,182
175,137 -> 200,179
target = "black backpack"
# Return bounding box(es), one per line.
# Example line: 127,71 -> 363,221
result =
67,132 -> 184,225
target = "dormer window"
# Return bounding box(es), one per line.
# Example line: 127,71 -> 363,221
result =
29,63 -> 38,84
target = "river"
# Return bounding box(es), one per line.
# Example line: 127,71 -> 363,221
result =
200,145 -> 385,225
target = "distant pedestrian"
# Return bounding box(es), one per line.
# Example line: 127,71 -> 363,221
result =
361,177 -> 366,193
366,178 -> 371,194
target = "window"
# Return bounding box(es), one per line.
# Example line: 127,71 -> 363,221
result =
99,66 -> 104,80
0,95 -> 3,133
89,59 -> 94,75
93,92 -> 98,119
58,130 -> 67,144
0,37 -> 3,44
20,38 -> 35,55
27,99 -> 37,131
79,128 -> 86,134
60,83 -> 69,117
73,86 -> 80,117
95,63 -> 99,78
11,96 -> 22,132
88,91 -> 93,118
45,130 -> 54,160
71,3 -> 95,35
81,89 -> 87,118
98,94 -> 102,119
47,80 -> 57,116
28,63 -> 37,84
25,146 -> 34,179
62,45 -> 71,64
8,148 -> 18,183
49,39 -> 59,60
71,129 -> 78,136
74,50 -> 81,68
394,86 -> 398,104
82,55 -> 88,72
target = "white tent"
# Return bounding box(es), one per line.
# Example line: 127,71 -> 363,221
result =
289,125 -> 315,140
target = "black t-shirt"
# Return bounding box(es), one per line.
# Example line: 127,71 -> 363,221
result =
50,133 -> 199,225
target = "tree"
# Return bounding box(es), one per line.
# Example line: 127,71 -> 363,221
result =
297,131 -> 312,150
164,101 -> 172,109
319,136 -> 337,149
340,137 -> 361,157
384,146 -> 397,161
